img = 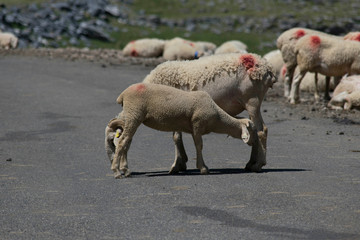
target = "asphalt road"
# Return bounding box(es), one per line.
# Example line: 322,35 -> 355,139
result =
1,55 -> 360,240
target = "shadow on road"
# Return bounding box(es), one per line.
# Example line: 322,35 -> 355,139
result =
130,168 -> 309,177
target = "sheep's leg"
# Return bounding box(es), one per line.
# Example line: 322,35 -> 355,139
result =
314,72 -> 320,102
284,66 -> 295,97
120,138 -> 132,177
324,76 -> 331,101
169,131 -> 188,174
245,103 -> 266,172
111,121 -> 140,179
191,132 -> 209,174
289,71 -> 307,104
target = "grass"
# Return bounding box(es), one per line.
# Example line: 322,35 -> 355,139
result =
2,0 -> 359,55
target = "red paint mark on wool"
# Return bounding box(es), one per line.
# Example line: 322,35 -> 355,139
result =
130,40 -> 135,44
281,65 -> 287,77
295,29 -> 306,39
354,34 -> 360,42
239,54 -> 256,70
132,83 -> 146,93
310,35 -> 321,48
130,49 -> 138,57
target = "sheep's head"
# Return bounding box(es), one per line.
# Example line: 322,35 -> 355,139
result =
239,54 -> 277,88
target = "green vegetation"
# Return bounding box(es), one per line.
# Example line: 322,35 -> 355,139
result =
2,0 -> 359,55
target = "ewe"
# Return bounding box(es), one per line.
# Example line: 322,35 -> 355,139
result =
143,53 -> 276,173
289,35 -> 360,104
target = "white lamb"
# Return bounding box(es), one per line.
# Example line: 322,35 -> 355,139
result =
328,75 -> 360,110
0,32 -> 18,49
162,37 -> 203,60
122,38 -> 165,58
109,83 -> 256,178
214,40 -> 247,54
289,34 -> 360,104
143,53 -> 277,173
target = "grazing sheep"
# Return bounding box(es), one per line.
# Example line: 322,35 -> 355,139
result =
122,38 -> 165,57
110,83 -> 256,178
343,32 -> 360,42
328,75 -> 360,110
0,32 -> 18,49
289,34 -> 360,104
214,40 -> 247,54
263,49 -> 284,77
143,53 -> 277,173
163,37 -> 203,60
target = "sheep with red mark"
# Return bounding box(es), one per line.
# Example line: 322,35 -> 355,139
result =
328,75 -> 360,110
162,37 -> 204,61
344,32 -> 360,42
142,53 -> 276,173
122,38 -> 165,58
108,83 -> 257,178
214,40 -> 247,55
289,34 -> 360,104
0,32 -> 18,49
276,28 -> 338,99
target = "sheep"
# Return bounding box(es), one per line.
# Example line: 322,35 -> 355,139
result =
162,37 -> 204,60
109,83 -> 257,178
343,32 -> 360,42
263,49 -> 284,77
122,38 -> 165,57
143,53 -> 277,173
289,34 -> 360,104
328,75 -> 360,110
194,41 -> 217,55
214,40 -> 247,55
0,32 -> 18,49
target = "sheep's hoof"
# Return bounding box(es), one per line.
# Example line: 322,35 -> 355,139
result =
169,162 -> 187,174
114,172 -> 122,179
245,162 -> 263,173
124,170 -> 132,178
200,166 -> 209,175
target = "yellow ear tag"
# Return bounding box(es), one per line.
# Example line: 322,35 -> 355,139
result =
115,131 -> 120,138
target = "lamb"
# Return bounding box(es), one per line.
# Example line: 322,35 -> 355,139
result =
162,37 -> 203,60
122,38 -> 165,57
0,32 -> 18,49
328,75 -> 360,110
289,34 -> 360,104
143,53 -> 277,173
214,40 -> 247,54
109,83 -> 256,178
263,49 -> 284,77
